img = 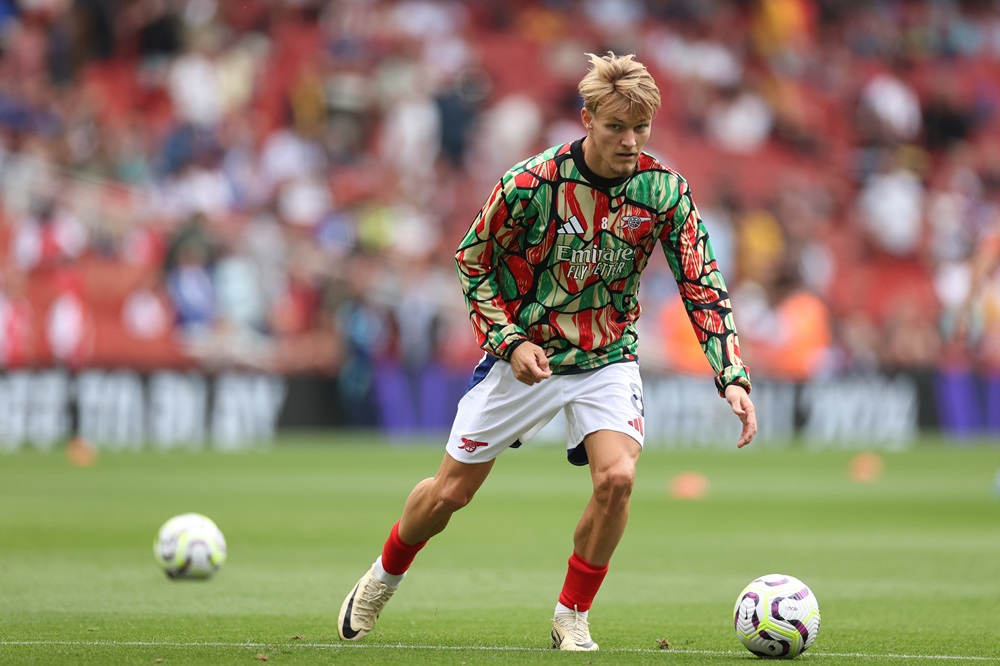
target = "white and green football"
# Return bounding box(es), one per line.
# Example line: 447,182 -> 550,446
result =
153,513 -> 227,580
734,573 -> 820,659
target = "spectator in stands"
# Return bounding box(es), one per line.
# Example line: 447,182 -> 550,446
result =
857,58 -> 922,146
334,266 -> 388,427
164,216 -> 216,341
10,195 -> 88,272
45,270 -> 92,368
741,262 -> 834,382
212,236 -> 270,366
705,80 -> 774,154
121,270 -> 172,342
856,148 -> 925,258
166,27 -> 225,129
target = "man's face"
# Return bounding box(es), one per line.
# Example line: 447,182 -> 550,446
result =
581,107 -> 652,179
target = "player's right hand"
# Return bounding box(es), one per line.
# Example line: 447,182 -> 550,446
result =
510,341 -> 552,385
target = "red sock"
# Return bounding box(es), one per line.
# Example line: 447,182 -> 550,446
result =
558,552 -> 609,612
380,521 -> 427,575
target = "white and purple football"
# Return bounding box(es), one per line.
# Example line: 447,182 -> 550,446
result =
734,573 -> 820,659
153,512 -> 227,580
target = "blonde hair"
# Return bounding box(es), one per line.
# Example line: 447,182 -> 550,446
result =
578,51 -> 661,120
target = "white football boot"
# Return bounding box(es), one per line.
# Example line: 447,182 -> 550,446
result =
338,565 -> 398,641
551,605 -> 599,651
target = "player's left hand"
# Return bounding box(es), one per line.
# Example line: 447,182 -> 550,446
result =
725,385 -> 757,448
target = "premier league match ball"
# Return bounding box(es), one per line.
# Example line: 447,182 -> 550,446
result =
733,574 -> 821,659
153,513 -> 227,580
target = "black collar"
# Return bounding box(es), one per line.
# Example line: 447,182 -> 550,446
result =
570,138 -> 633,189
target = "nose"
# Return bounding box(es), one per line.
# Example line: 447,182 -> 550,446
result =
622,130 -> 637,148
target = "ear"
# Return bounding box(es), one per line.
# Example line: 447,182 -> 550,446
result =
581,107 -> 593,131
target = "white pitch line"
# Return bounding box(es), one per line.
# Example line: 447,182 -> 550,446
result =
0,641 -> 998,661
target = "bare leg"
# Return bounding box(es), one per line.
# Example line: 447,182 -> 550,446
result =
572,430 -> 641,566
397,453 -> 495,544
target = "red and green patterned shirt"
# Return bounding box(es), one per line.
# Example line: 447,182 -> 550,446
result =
455,139 -> 751,396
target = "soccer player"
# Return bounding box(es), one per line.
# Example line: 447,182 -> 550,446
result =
338,51 -> 757,651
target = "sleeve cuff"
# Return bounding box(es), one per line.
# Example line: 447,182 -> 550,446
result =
488,325 -> 528,361
715,367 -> 752,397
500,337 -> 529,361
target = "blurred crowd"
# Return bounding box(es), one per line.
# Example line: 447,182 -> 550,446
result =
0,0 -> 999,401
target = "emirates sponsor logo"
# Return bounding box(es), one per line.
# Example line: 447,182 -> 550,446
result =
555,243 -> 635,280
459,437 -> 488,453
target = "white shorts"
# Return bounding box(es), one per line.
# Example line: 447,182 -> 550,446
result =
446,357 -> 645,466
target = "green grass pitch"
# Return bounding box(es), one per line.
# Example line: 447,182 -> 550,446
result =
2,433 -> 999,664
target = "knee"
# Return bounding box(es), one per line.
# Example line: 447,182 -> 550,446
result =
430,479 -> 477,515
593,465 -> 635,506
